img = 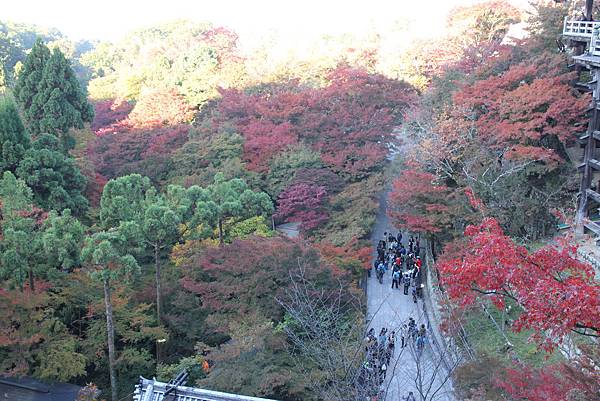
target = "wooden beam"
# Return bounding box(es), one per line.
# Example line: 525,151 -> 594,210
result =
584,220 -> 600,235
590,159 -> 600,170
586,189 -> 600,204
575,82 -> 593,92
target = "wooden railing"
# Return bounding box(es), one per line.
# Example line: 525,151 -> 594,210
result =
590,29 -> 600,57
563,18 -> 600,38
563,19 -> 600,57
134,377 -> 280,401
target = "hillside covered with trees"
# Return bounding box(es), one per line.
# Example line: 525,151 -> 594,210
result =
0,1 -> 598,401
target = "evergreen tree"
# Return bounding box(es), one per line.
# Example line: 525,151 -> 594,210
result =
100,174 -> 179,322
81,230 -> 139,401
0,172 -> 42,291
0,170 -> 33,214
0,96 -> 30,173
13,39 -> 50,105
41,209 -> 85,272
140,199 -> 179,323
0,210 -> 43,291
191,172 -> 273,244
16,133 -> 88,214
14,39 -> 93,150
99,174 -> 156,229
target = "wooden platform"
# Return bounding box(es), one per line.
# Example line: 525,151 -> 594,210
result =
574,54 -> 600,68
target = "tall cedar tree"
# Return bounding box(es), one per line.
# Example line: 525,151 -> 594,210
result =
0,96 -> 30,173
16,134 -> 88,215
14,39 -> 93,151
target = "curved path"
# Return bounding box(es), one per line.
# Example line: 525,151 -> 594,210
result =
367,138 -> 455,401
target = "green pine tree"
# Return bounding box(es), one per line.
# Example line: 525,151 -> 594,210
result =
0,96 -> 30,173
16,133 -> 88,214
81,230 -> 140,401
0,171 -> 40,291
14,39 -> 93,150
191,172 -> 274,244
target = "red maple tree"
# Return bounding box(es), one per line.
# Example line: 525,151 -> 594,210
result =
91,99 -> 133,134
495,361 -> 598,401
274,183 -> 329,232
438,217 -> 600,349
387,165 -> 457,234
449,55 -> 587,163
215,66 -> 416,178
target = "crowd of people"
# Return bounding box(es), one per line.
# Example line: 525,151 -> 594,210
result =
361,319 -> 428,399
363,230 -> 430,400
373,231 -> 424,302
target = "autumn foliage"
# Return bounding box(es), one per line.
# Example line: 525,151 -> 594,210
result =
388,167 -> 453,234
126,88 -> 195,128
179,236 -> 336,330
448,55 -> 587,163
88,124 -> 189,180
216,67 -> 416,178
495,358 -> 600,401
91,100 -> 133,133
438,217 -> 600,349
274,183 -> 328,232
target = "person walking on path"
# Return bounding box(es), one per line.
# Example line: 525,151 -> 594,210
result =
403,391 -> 416,401
388,331 -> 396,357
392,269 -> 401,289
416,324 -> 427,353
380,361 -> 387,383
378,328 -> 387,354
418,324 -> 426,339
414,256 -> 422,277
403,270 -> 411,295
400,323 -> 407,348
408,318 -> 417,340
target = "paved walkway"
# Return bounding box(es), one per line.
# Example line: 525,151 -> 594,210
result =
367,189 -> 455,401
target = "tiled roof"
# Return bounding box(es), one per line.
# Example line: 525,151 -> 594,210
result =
0,376 -> 81,401
134,377 -> 280,401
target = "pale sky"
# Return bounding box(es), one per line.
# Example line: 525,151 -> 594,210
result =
4,0 -> 530,45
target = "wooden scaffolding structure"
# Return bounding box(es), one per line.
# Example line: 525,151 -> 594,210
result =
563,1 -> 600,241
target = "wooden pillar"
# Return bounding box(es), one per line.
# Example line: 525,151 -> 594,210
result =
577,69 -> 600,232
586,0 -> 594,21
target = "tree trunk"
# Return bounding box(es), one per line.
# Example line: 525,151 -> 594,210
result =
155,244 -> 161,323
28,265 -> 34,291
103,276 -> 118,401
218,218 -> 224,245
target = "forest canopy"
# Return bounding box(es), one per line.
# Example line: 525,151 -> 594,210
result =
1,1 -> 599,401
